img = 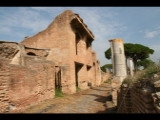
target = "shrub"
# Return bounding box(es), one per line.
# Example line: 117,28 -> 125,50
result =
123,61 -> 160,85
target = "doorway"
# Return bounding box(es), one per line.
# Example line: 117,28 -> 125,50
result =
55,66 -> 61,89
75,62 -> 83,88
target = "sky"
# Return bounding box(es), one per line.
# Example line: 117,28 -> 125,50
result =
0,7 -> 160,66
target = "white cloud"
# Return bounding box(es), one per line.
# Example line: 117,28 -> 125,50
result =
145,30 -> 159,38
144,28 -> 160,39
149,44 -> 160,63
0,7 -> 127,65
0,26 -> 11,33
0,7 -> 51,34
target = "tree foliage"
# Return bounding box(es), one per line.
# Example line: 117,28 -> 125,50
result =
105,48 -> 111,59
104,43 -> 154,70
137,59 -> 155,69
101,64 -> 112,72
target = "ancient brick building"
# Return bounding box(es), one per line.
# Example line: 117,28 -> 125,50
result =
0,41 -> 55,112
21,10 -> 106,94
0,10 -> 111,113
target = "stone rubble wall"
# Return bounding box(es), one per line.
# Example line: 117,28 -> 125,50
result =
101,71 -> 112,83
117,80 -> 160,113
0,42 -> 19,59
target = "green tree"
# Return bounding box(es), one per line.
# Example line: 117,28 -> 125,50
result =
105,48 -> 111,59
104,43 -> 154,71
137,59 -> 155,69
101,64 -> 112,72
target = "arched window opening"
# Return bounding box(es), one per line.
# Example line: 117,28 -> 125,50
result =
27,52 -> 36,56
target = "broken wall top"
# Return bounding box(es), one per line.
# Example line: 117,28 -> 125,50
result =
48,10 -> 94,39
0,41 -> 50,60
0,41 -> 21,59
21,10 -> 94,47
109,38 -> 124,43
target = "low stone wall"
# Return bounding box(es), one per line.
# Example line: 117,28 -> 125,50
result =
0,56 -> 55,113
117,79 -> 160,113
101,71 -> 112,83
117,84 -> 132,113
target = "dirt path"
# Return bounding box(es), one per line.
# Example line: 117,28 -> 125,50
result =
22,83 -> 116,113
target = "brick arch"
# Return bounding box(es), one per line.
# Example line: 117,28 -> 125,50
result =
27,52 -> 36,56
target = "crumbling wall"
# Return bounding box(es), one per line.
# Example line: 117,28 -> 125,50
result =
0,42 -> 19,59
117,84 -> 132,113
117,79 -> 160,113
9,56 -> 55,112
20,10 -> 97,95
101,71 -> 112,83
61,65 -> 76,94
78,65 -> 88,90
95,61 -> 103,86
0,41 -> 26,66
0,58 -> 10,113
91,52 -> 103,87
0,55 -> 55,113
25,47 -> 50,57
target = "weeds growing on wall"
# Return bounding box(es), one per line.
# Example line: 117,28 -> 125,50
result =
123,61 -> 160,85
143,62 -> 160,80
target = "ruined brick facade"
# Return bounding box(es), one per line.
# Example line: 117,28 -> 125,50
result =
0,42 -> 55,112
0,10 -> 111,113
21,10 -> 107,94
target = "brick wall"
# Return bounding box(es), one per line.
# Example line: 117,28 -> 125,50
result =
0,56 -> 55,113
0,58 -> 10,113
25,47 -> 49,57
101,71 -> 112,83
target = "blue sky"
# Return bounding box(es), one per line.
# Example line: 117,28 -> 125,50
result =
0,7 -> 160,66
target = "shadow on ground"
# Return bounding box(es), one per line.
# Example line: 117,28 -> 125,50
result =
82,94 -> 117,113
90,88 -> 111,91
82,93 -> 112,103
96,106 -> 117,114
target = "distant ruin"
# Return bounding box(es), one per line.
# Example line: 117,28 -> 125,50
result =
0,10 -> 111,113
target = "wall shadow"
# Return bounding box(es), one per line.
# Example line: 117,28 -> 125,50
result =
96,106 -> 117,114
82,94 -> 112,103
82,93 -> 117,113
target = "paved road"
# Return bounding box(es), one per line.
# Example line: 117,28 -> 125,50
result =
23,83 -> 116,113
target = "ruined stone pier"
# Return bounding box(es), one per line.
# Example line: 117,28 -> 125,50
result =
109,38 -> 127,105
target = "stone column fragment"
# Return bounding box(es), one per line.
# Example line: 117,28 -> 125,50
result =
109,38 -> 127,82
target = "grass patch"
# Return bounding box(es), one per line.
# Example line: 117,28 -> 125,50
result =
143,63 -> 160,80
55,88 -> 64,98
104,78 -> 112,83
122,76 -> 133,85
123,61 -> 160,86
76,86 -> 81,92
